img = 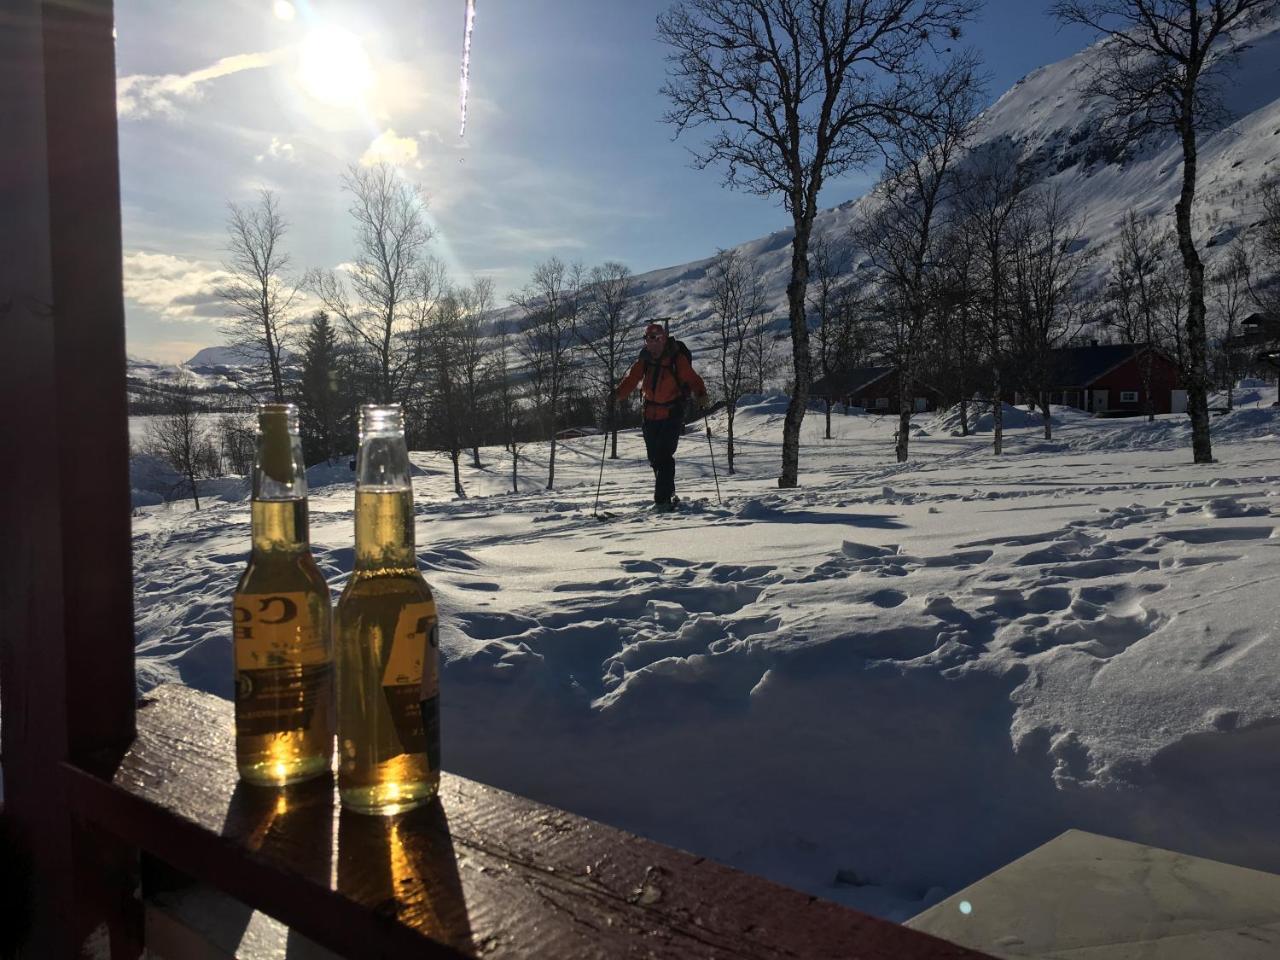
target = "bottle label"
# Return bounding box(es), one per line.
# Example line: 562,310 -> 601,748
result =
234,591 -> 330,737
383,602 -> 436,754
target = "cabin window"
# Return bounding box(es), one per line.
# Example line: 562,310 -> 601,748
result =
875,397 -> 889,409
1120,391 -> 1138,404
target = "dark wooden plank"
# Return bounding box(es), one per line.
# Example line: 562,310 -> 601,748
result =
1,1 -> 138,956
68,685 -> 994,959
42,0 -> 137,771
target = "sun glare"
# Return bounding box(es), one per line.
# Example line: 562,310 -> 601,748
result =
296,26 -> 375,108
273,1 -> 295,22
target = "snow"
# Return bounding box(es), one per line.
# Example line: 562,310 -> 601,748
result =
129,388 -> 1280,921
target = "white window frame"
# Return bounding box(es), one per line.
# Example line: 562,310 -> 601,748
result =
1120,391 -> 1138,404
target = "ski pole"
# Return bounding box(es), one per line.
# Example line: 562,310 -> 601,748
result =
705,418 -> 722,505
592,419 -> 610,518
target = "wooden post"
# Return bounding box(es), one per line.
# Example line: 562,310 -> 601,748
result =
0,0 -> 138,955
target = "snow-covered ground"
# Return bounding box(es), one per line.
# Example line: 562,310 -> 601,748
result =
130,390 -> 1280,922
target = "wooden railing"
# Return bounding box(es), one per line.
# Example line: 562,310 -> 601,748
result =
0,3 -> 994,956
53,684 -> 990,958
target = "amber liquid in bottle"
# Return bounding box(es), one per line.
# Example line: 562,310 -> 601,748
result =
233,406 -> 334,785
336,408 -> 440,814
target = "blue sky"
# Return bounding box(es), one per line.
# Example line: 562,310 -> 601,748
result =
116,1 -> 1096,363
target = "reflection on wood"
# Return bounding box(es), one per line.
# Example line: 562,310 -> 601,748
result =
64,684 -> 992,958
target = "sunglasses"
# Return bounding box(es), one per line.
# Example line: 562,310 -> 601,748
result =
644,333 -> 665,341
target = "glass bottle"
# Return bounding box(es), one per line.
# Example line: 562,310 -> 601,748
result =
336,404 -> 440,814
233,403 -> 334,785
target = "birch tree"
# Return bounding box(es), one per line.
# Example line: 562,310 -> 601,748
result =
218,189 -> 300,401
1052,0 -> 1279,462
957,140 -> 1029,455
575,262 -> 647,459
1006,188 -> 1090,439
853,62 -> 977,461
307,162 -> 434,405
807,235 -> 861,439
659,0 -> 978,487
513,257 -> 580,489
707,248 -> 767,473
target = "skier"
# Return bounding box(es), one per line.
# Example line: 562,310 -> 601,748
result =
615,321 -> 710,511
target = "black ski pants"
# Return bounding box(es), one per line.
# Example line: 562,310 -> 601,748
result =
642,416 -> 682,504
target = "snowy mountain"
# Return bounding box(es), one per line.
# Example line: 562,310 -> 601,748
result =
143,19 -> 1280,381
500,15 -> 1280,351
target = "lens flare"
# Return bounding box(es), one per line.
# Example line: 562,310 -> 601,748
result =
459,0 -> 477,138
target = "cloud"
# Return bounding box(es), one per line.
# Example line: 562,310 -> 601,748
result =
360,129 -> 422,168
255,136 -> 297,164
117,50 -> 282,119
122,251 -> 231,322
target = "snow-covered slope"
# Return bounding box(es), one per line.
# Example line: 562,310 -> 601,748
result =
131,392 -> 1280,921
500,16 -> 1280,355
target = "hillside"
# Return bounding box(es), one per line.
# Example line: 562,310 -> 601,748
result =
131,393 -> 1280,921
136,18 -> 1280,385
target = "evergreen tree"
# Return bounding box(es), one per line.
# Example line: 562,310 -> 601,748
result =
297,311 -> 354,466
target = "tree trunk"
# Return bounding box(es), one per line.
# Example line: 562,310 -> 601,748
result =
511,447 -> 518,493
188,471 -> 200,511
779,219 -> 813,488
990,386 -> 1002,454
608,396 -> 618,459
1175,116 -> 1213,463
472,445 -> 481,469
824,399 -> 832,440
959,398 -> 969,437
1041,392 -> 1052,441
452,448 -> 464,498
896,373 -> 911,463
547,435 -> 557,490
727,405 -> 736,475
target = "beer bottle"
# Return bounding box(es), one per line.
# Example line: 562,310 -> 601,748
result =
336,404 -> 440,814
233,403 -> 334,784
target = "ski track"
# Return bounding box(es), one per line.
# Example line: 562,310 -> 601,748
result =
129,402 -> 1280,920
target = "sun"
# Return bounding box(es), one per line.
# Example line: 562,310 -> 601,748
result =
296,26 -> 375,109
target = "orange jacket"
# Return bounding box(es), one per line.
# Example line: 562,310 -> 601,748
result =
616,343 -> 707,421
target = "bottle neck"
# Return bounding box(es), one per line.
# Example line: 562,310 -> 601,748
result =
353,431 -> 416,571
252,407 -> 309,553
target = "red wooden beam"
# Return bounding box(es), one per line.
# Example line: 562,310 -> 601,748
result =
0,0 -> 138,955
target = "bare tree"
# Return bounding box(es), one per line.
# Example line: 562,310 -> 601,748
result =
854,64 -> 978,461
218,189 -> 301,401
1052,0 -> 1279,462
574,262 -> 647,459
479,319 -> 526,491
513,257 -> 581,489
928,221 -> 983,433
1209,243 -> 1250,409
415,290 -> 468,497
307,162 -> 435,405
659,0 -> 979,487
147,376 -> 214,509
707,248 -> 767,473
745,311 -> 782,394
456,277 -> 494,468
1251,177 -> 1280,324
807,235 -> 863,440
957,139 -> 1030,455
1104,212 -> 1167,420
1005,188 -> 1091,439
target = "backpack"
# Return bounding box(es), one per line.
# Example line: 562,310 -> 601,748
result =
639,338 -> 696,421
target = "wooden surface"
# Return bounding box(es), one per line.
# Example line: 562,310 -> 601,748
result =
1,1 -> 139,956
69,684 -> 994,959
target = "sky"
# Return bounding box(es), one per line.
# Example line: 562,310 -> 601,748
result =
116,1 -> 1097,364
